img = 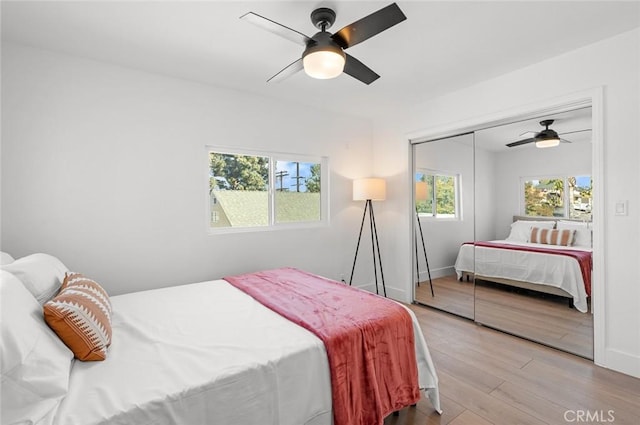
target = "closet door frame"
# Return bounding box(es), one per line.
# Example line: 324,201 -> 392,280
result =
408,87 -> 604,365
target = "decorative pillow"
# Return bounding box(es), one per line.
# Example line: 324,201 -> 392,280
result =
557,220 -> 592,248
506,220 -> 555,242
0,251 -> 14,265
1,271 -> 73,425
1,253 -> 69,304
44,273 -> 112,361
530,227 -> 576,246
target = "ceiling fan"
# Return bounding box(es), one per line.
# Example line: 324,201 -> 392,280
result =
506,119 -> 591,149
240,3 -> 406,85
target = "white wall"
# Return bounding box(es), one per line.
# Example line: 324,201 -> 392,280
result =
372,28 -> 640,378
1,42 -> 375,296
474,146 -> 497,242
414,134 -> 474,279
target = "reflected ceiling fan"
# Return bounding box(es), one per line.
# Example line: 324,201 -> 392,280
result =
506,119 -> 591,148
240,3 -> 406,84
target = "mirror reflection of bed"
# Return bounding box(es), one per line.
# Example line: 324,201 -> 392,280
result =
459,215 -> 593,358
413,106 -> 594,359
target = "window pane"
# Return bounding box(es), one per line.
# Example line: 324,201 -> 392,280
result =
274,161 -> 321,223
209,152 -> 269,228
524,178 -> 565,217
435,175 -> 456,216
569,175 -> 592,219
415,173 -> 434,215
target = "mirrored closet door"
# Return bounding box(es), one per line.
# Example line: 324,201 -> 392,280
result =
412,133 -> 475,320
473,107 -> 594,359
412,106 -> 594,359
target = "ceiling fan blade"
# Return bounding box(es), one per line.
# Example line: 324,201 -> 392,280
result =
343,54 -> 380,85
267,58 -> 304,83
506,138 -> 536,148
331,3 -> 406,49
559,129 -> 592,136
240,12 -> 311,46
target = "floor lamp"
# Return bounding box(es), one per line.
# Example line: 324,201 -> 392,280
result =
349,178 -> 387,297
415,181 -> 434,297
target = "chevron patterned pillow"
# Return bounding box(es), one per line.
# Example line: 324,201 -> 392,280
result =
44,273 -> 112,361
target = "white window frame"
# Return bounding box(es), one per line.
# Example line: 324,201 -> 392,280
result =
520,174 -> 592,219
206,146 -> 329,234
416,169 -> 461,221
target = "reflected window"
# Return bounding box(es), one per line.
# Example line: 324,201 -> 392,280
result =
522,175 -> 592,219
416,170 -> 461,219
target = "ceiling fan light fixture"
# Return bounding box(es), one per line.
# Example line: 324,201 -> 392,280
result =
302,43 -> 345,79
534,125 -> 561,148
535,138 -> 561,148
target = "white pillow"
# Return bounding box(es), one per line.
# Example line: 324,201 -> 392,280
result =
0,252 -> 15,265
1,253 -> 69,304
557,221 -> 592,248
1,270 -> 74,425
506,220 -> 556,242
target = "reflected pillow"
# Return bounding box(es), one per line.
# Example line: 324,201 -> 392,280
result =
530,227 -> 575,246
1,253 -> 69,304
506,220 -> 555,242
0,271 -> 73,424
557,220 -> 592,248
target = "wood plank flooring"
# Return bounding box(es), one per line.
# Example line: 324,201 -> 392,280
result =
384,305 -> 640,425
415,275 -> 593,358
415,275 -> 474,319
475,280 -> 593,359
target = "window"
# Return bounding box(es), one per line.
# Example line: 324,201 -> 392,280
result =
208,148 -> 327,231
522,175 -> 592,219
415,170 -> 460,219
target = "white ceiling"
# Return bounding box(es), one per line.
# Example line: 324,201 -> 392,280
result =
2,1 -> 639,120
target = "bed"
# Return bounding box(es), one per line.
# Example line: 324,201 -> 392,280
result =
1,253 -> 440,425
454,217 -> 592,313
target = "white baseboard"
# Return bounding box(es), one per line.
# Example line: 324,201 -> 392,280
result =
602,348 -> 640,378
418,265 -> 454,281
352,282 -> 408,302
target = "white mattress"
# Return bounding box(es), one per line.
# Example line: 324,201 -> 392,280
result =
454,240 -> 591,313
52,279 -> 440,424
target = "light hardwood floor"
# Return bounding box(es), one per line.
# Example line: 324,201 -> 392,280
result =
415,275 -> 593,358
475,280 -> 593,359
384,304 -> 640,425
415,275 -> 474,319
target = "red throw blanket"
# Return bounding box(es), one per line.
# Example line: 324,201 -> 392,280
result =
469,241 -> 592,296
224,267 -> 420,425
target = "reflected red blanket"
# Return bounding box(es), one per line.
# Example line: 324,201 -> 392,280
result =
469,242 -> 592,296
224,267 -> 420,425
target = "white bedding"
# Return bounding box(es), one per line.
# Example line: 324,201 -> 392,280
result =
454,240 -> 591,313
51,279 -> 440,424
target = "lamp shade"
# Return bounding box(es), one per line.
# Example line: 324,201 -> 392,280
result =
415,181 -> 428,201
353,178 -> 386,201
